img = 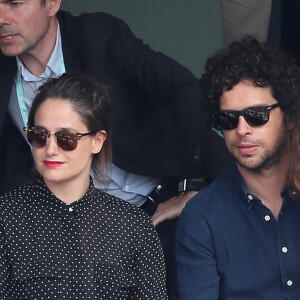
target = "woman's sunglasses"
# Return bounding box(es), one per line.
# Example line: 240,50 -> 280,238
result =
23,126 -> 95,151
216,103 -> 280,130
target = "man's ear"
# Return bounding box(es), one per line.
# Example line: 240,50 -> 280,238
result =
92,131 -> 107,154
47,0 -> 62,17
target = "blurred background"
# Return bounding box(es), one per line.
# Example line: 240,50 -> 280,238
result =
61,0 -> 298,76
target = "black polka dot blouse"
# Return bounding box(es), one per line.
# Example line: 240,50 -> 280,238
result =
0,176 -> 167,299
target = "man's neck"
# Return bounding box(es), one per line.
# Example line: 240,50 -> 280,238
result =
19,19 -> 58,77
238,154 -> 290,219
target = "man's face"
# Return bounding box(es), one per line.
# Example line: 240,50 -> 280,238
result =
0,0 -> 56,57
220,81 -> 288,173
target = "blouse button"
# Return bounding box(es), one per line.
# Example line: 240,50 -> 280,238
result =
264,215 -> 271,221
287,280 -> 293,286
282,247 -> 288,253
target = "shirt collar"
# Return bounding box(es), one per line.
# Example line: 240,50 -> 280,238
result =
16,22 -> 63,82
31,175 -> 99,217
230,165 -> 291,208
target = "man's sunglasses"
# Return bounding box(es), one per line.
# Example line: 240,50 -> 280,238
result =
216,103 -> 280,130
23,126 -> 96,151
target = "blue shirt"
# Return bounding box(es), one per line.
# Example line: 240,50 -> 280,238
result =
92,165 -> 161,207
176,166 -> 300,299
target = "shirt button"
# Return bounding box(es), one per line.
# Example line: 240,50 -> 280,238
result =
124,185 -> 130,191
264,215 -> 271,221
69,207 -> 74,212
247,194 -> 253,201
282,247 -> 288,253
287,280 -> 293,286
194,154 -> 200,161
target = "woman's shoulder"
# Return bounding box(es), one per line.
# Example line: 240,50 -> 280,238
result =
94,189 -> 152,225
0,183 -> 33,217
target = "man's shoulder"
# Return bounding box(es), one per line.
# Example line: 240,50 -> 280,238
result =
57,10 -> 126,32
186,167 -> 242,213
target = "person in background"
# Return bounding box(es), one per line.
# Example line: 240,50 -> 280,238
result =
0,73 -> 167,299
175,37 -> 300,299
221,0 -> 272,46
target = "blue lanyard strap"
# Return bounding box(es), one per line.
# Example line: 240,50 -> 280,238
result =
15,53 -> 66,127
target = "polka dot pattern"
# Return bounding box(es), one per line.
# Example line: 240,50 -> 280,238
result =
0,176 -> 167,299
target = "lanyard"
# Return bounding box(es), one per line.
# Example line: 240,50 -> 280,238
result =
15,54 -> 66,127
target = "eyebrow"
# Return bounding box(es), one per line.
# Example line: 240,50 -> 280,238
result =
34,125 -> 79,132
2,0 -> 27,3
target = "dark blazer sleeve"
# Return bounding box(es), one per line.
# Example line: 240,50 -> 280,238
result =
59,11 -> 208,179
106,15 -> 207,179
109,19 -> 208,178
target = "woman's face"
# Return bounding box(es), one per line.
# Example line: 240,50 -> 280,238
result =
33,98 -> 106,188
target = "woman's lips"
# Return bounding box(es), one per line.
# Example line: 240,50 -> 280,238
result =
43,161 -> 64,168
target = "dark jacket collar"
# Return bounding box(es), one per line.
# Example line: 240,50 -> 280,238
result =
57,10 -> 83,73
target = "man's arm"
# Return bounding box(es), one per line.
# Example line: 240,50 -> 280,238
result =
175,201 -> 220,299
106,16 -> 207,179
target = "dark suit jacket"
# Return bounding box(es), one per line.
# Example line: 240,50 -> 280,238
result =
0,10 -> 232,194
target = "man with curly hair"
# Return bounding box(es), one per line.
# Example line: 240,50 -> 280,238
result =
175,37 -> 300,299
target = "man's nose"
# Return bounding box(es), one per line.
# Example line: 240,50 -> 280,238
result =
235,116 -> 252,136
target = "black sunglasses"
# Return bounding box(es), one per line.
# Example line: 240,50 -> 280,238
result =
23,126 -> 95,151
216,103 -> 280,130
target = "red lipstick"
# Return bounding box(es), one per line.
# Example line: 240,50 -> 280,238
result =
44,161 -> 64,168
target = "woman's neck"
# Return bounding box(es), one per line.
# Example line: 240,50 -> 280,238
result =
45,175 -> 91,205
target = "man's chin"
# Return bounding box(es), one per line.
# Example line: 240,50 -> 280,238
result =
236,157 -> 262,172
0,46 -> 22,57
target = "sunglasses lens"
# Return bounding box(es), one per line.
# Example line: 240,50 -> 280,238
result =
56,131 -> 78,151
217,111 -> 239,130
244,108 -> 269,126
28,129 -> 48,148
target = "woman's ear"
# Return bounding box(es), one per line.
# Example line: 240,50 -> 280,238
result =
92,131 -> 107,154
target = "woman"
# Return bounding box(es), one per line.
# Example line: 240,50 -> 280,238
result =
0,73 -> 167,299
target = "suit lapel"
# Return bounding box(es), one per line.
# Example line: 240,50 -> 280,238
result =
58,12 -> 82,72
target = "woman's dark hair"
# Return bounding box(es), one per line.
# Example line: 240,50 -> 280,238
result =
28,72 -> 112,184
201,36 -> 300,128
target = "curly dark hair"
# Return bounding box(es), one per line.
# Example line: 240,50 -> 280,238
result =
201,36 -> 300,128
